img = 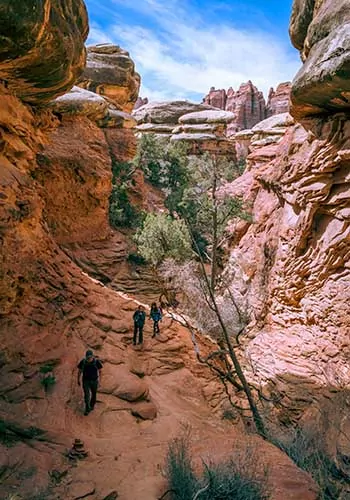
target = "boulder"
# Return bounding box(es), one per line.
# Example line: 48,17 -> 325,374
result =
251,113 -> 294,132
131,402 -> 157,420
289,0 -> 350,120
179,110 -> 235,124
50,86 -> 108,121
0,0 -> 88,104
78,44 -> 141,112
132,100 -> 214,125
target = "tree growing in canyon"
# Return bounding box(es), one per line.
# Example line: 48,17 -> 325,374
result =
180,153 -> 250,291
134,135 -> 250,288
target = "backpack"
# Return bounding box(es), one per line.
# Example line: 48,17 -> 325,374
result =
80,357 -> 102,378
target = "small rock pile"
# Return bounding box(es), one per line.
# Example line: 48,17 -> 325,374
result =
67,439 -> 89,460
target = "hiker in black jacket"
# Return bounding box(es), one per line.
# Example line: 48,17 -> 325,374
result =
133,305 -> 146,345
77,350 -> 103,415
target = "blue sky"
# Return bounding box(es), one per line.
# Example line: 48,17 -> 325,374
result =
85,0 -> 300,102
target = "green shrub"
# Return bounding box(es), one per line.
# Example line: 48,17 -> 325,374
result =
127,252 -> 147,266
135,213 -> 192,266
39,361 -> 58,374
165,437 -> 198,500
164,437 -> 267,500
41,374 -> 56,391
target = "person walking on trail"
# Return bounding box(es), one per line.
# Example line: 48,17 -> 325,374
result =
133,305 -> 146,345
77,350 -> 103,416
150,302 -> 162,337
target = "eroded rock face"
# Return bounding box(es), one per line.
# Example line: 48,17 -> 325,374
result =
204,81 -> 266,134
290,0 -> 350,120
266,82 -> 291,117
171,109 -> 237,158
224,115 -> 350,434
78,44 -> 141,112
222,3 -> 350,460
0,0 -> 88,104
204,81 -> 292,135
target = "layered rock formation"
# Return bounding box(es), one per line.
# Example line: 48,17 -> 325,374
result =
133,101 -> 236,158
221,0 -> 350,477
171,109 -> 236,157
77,44 -> 141,112
234,112 -> 294,159
289,0 -> 350,120
203,81 -> 291,134
0,2 -> 317,500
0,0 -> 88,104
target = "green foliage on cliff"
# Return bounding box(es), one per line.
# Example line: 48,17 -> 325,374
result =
109,160 -> 143,229
134,134 -> 191,215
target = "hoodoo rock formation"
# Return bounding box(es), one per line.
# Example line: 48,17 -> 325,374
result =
266,82 -> 292,117
0,2 -> 318,500
222,0 -> 350,473
203,81 -> 291,134
133,100 -> 237,158
77,44 -> 141,113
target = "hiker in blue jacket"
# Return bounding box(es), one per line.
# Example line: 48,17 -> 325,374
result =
150,302 -> 162,337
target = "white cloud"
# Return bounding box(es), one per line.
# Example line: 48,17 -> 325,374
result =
86,0 -> 301,102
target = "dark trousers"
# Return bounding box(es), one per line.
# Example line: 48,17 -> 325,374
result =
83,379 -> 98,410
152,320 -> 160,335
133,323 -> 144,344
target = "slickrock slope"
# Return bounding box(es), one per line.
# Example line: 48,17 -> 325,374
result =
203,81 -> 291,134
0,2 -> 318,500
222,0 -> 350,467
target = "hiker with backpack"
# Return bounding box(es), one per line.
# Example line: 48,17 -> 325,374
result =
77,350 -> 103,416
133,305 -> 146,345
150,302 -> 162,337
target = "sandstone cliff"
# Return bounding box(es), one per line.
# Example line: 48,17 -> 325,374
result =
222,0 -> 350,479
0,2 -> 317,500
